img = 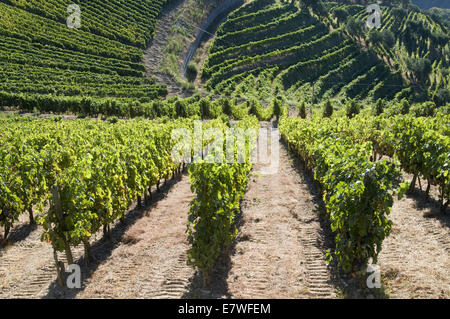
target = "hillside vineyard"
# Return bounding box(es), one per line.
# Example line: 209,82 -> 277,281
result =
0,0 -> 449,300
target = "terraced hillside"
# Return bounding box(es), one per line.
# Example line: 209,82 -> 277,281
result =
412,0 -> 450,10
0,0 -> 170,111
333,1 -> 449,103
202,0 -> 449,105
0,0 -> 449,301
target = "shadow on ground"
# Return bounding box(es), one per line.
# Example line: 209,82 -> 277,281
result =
407,188 -> 450,229
0,223 -> 37,251
181,203 -> 246,299
42,173 -> 184,299
281,138 -> 390,299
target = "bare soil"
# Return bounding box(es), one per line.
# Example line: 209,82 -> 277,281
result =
218,131 -> 336,298
0,175 -> 193,299
0,128 -> 449,299
377,183 -> 450,298
74,174 -> 195,299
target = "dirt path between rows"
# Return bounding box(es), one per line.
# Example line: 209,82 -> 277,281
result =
183,123 -> 336,298
0,175 -> 192,299
74,173 -> 195,299
223,137 -> 336,298
377,189 -> 450,298
1,123 -> 449,299
0,218 -> 87,298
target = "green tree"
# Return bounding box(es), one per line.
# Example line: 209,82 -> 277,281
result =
346,100 -> 360,119
400,0 -> 410,9
175,100 -> 187,118
186,62 -> 198,83
381,30 -> 395,47
323,100 -> 333,118
199,98 -> 210,120
368,29 -> 382,45
400,98 -> 410,115
405,57 -> 431,83
273,97 -> 283,120
221,98 -> 232,116
333,8 -> 349,22
346,17 -> 361,35
373,98 -> 385,116
248,99 -> 258,117
434,88 -> 450,107
391,7 -> 407,19
298,102 -> 307,119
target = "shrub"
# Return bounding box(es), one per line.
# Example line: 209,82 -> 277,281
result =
298,102 -> 307,119
182,81 -> 195,93
346,100 -> 360,119
220,113 -> 230,126
410,101 -> 435,117
323,100 -> 333,118
186,62 -> 198,83
436,103 -> 450,115
373,98 -> 385,116
400,98 -> 410,115
107,116 -> 119,124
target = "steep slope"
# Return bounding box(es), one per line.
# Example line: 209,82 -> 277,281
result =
202,0 -> 406,103
412,0 -> 450,10
143,0 -> 242,96
334,1 -> 449,103
428,7 -> 450,26
0,0 -> 170,108
202,0 -> 449,105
